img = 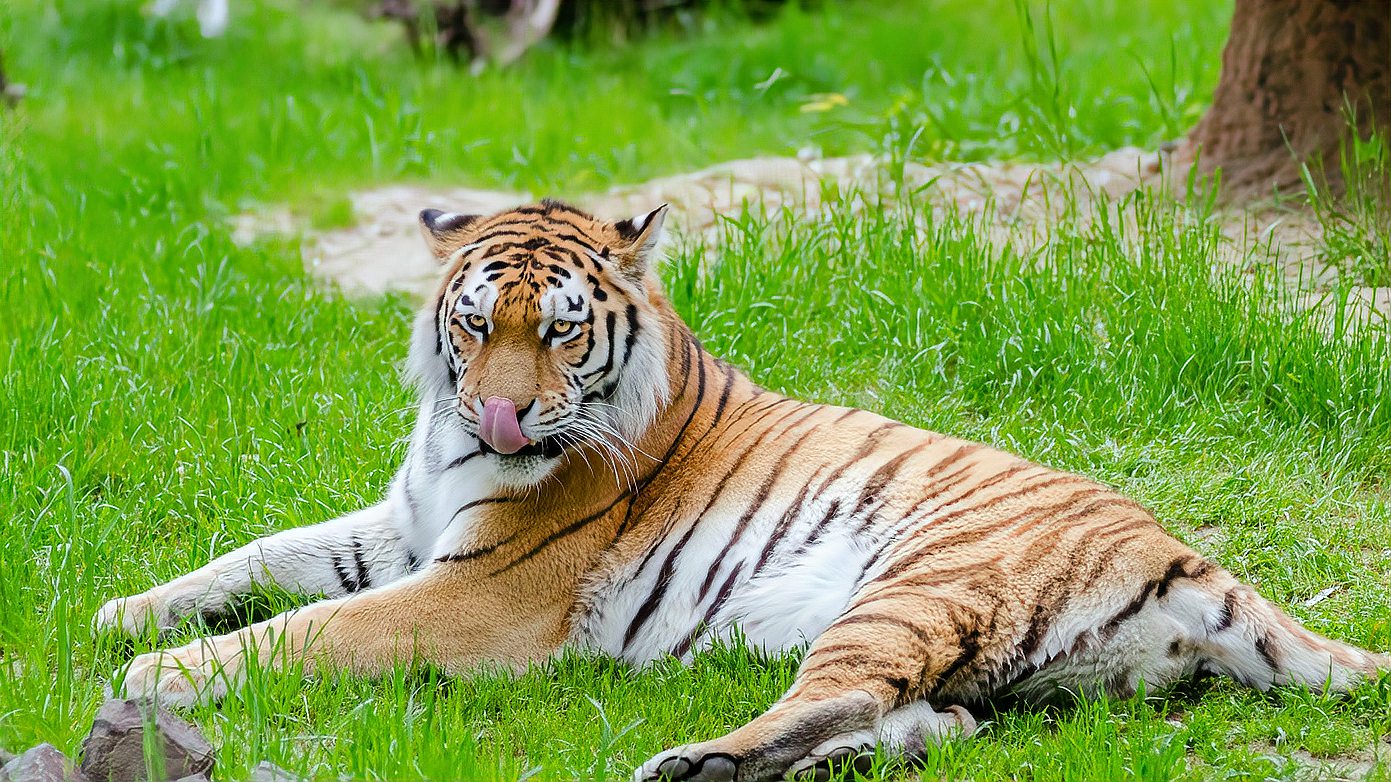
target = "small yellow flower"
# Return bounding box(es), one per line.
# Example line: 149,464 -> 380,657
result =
799,93 -> 849,113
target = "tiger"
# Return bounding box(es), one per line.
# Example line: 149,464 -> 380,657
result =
97,199 -> 1389,782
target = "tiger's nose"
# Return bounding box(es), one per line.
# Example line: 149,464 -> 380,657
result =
470,395 -> 536,420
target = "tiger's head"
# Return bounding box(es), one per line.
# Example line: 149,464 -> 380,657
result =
407,199 -> 673,486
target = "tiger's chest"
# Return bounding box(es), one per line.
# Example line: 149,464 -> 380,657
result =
401,406 -> 929,664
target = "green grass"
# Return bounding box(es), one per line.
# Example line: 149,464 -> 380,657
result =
1305,124 -> 1391,287
3,0 -> 1390,779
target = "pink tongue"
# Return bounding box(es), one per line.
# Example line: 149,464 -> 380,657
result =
480,396 -> 531,455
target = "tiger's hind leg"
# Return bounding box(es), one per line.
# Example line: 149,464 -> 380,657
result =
633,597 -> 981,782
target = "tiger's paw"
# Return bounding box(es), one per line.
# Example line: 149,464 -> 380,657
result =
94,590 -> 175,637
632,744 -> 739,782
115,637 -> 244,708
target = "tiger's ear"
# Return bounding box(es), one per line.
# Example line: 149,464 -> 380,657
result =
418,209 -> 481,262
611,204 -> 669,281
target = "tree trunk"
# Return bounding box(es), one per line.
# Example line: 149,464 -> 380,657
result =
1184,0 -> 1390,201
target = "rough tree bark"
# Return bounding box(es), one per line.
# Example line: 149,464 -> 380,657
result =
1184,0 -> 1390,201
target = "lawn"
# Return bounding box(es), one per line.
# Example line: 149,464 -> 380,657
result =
2,0 -> 1389,780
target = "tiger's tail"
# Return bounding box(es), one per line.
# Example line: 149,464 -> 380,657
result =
1190,570 -> 1389,693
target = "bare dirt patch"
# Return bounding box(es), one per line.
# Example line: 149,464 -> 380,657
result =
231,149 -> 1386,321
1253,744 -> 1388,781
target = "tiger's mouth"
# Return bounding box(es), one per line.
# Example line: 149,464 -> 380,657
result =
470,396 -> 569,460
478,435 -> 566,459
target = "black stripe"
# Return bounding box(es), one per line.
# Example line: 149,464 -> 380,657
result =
1154,556 -> 1196,598
749,473 -> 820,578
705,362 -> 739,431
927,463 -> 1035,515
1100,581 -> 1158,639
432,497 -> 520,564
541,231 -> 591,248
809,642 -> 871,656
576,327 -> 597,369
797,422 -> 902,527
696,412 -> 820,600
1214,589 -> 1239,632
849,441 -> 932,534
582,311 -> 620,381
853,559 -> 999,608
671,562 -> 746,659
587,275 -> 608,300
447,496 -> 516,527
885,676 -> 912,699
610,330 -> 705,543
851,444 -> 984,573
471,228 -> 530,240
799,498 -> 842,551
623,517 -> 702,649
436,529 -> 521,564
445,451 -> 480,471
873,475 -> 1105,582
538,199 -> 596,219
331,553 -> 359,594
620,303 -> 641,367
1017,534 -> 1123,658
481,239 -> 564,259
352,539 -> 372,591
544,253 -> 577,275
990,523 -> 1142,666
1255,634 -> 1280,671
935,629 -> 983,688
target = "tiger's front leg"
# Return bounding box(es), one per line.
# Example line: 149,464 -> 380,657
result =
94,500 -> 417,637
115,561 -> 570,707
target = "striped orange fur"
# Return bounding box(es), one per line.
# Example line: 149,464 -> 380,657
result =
100,200 -> 1390,782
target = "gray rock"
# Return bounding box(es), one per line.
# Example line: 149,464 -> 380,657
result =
169,776 -> 210,782
78,699 -> 214,782
247,761 -> 300,782
0,749 -> 15,765
0,744 -> 90,782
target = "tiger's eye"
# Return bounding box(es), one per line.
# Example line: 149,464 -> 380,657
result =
465,314 -> 488,331
551,320 -> 575,336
